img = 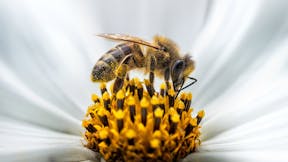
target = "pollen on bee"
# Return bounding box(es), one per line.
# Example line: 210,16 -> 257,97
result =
82,77 -> 204,162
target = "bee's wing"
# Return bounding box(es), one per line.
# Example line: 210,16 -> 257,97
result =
97,33 -> 161,50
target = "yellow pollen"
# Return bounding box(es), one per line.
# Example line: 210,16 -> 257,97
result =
140,97 -> 150,108
91,94 -> 99,102
126,129 -> 136,139
114,109 -> 125,119
127,96 -> 136,105
198,110 -> 205,118
82,77 -> 205,162
180,93 -> 186,100
168,88 -> 175,96
177,101 -> 185,110
99,129 -> 109,139
190,118 -> 197,126
150,139 -> 160,149
160,82 -> 166,90
187,93 -> 192,100
100,82 -> 106,90
154,108 -> 164,118
171,114 -> 180,123
97,108 -> 106,116
116,89 -> 125,99
151,95 -> 159,105
102,91 -> 110,100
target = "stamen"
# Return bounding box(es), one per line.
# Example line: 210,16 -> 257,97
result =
154,108 -> 163,131
144,79 -> 155,97
169,114 -> 179,134
196,110 -> 205,125
168,89 -> 175,107
97,108 -> 109,127
151,95 -> 159,112
126,129 -> 136,145
115,110 -> 125,132
160,83 -> 166,97
116,90 -> 125,110
140,97 -> 149,126
185,93 -> 192,111
136,81 -> 143,100
129,79 -> 136,95
128,96 -> 136,122
91,94 -> 100,103
100,83 -> 107,95
176,101 -> 185,118
83,77 -> 205,162
102,92 -> 111,112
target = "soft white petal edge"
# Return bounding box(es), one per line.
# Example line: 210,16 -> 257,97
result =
183,151 -> 288,162
0,117 -> 100,162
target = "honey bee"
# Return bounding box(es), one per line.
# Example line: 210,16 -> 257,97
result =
91,33 -> 197,95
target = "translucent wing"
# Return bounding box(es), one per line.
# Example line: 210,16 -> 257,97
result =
97,33 -> 161,50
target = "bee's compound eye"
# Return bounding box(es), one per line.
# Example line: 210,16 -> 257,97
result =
171,60 -> 185,78
171,60 -> 185,90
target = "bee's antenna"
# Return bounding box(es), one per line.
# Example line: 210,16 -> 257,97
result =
175,77 -> 197,98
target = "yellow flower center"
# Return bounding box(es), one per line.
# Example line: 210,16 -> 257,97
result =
82,78 -> 204,162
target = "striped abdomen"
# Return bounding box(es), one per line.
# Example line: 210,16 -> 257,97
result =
91,43 -> 134,82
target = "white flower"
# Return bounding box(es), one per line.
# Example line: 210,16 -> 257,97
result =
1,0 -> 288,162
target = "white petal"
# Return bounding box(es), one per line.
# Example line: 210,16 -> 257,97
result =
183,151 -> 288,162
191,0 -> 288,108
0,117 -> 100,162
0,61 -> 82,135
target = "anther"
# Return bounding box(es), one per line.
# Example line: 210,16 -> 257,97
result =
176,101 -> 185,118
128,96 -> 136,122
160,83 -> 166,97
91,94 -> 100,103
185,93 -> 192,111
151,95 -> 159,112
97,108 -> 109,127
158,96 -> 165,114
196,110 -> 205,125
154,108 -> 164,131
185,118 -> 197,136
169,114 -> 179,134
168,89 -> 175,107
100,83 -> 108,95
83,121 -> 97,133
126,129 -> 136,145
140,97 -> 149,126
103,92 -> 111,112
116,90 -> 125,110
87,123 -> 97,133
115,110 -> 125,132
99,129 -> 111,145
148,139 -> 160,153
144,79 -> 155,97
180,93 -> 186,103
136,82 -> 144,100
129,79 -> 135,95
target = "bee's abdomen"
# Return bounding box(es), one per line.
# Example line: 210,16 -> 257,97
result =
91,43 -> 133,82
100,43 -> 133,66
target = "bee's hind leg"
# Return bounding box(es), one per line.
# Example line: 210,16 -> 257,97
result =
113,54 -> 132,94
164,68 -> 171,90
149,56 -> 156,85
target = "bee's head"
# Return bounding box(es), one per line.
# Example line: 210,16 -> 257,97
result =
171,55 -> 195,91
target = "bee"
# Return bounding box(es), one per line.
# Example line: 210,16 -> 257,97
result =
91,33 -> 197,95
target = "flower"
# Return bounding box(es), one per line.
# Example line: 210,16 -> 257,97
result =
1,0 -> 288,162
82,79 -> 205,161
